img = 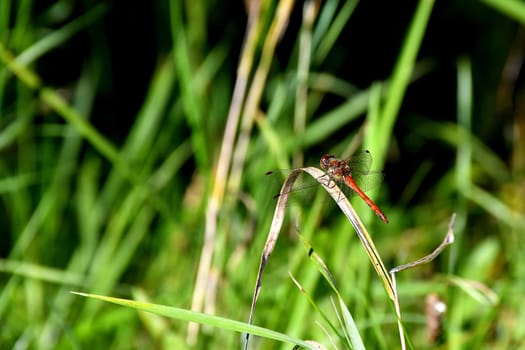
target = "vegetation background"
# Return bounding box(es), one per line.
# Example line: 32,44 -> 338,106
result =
1,0 -> 524,349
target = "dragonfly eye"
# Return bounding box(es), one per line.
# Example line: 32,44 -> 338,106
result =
320,154 -> 334,169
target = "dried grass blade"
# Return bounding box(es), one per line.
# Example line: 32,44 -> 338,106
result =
244,168 -> 302,349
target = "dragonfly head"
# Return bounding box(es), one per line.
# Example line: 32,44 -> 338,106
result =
319,154 -> 335,170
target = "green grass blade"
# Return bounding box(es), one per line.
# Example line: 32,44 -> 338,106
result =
374,0 -> 435,163
72,292 -> 322,350
481,0 -> 525,24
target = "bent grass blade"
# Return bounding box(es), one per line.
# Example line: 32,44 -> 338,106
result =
245,166 -> 394,349
300,166 -> 394,298
389,213 -> 457,350
245,168 -> 302,350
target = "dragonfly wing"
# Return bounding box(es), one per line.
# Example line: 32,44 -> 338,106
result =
346,150 -> 372,173
344,150 -> 384,193
350,170 -> 385,193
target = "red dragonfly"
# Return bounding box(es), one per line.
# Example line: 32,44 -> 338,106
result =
319,151 -> 388,223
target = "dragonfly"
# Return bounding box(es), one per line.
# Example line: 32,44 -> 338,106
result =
268,150 -> 388,223
319,151 -> 388,223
